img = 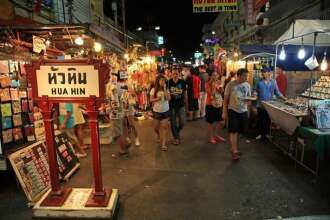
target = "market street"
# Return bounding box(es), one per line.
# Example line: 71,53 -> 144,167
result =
1,118 -> 329,220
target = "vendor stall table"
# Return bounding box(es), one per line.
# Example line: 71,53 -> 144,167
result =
294,126 -> 330,176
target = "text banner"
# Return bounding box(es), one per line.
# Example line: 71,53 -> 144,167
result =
36,65 -> 100,98
192,0 -> 238,13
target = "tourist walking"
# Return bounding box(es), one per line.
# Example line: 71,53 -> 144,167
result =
168,68 -> 186,145
150,75 -> 171,151
205,71 -> 226,144
223,69 -> 251,161
186,68 -> 201,120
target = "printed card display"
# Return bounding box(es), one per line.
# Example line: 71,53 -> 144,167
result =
2,129 -> 13,143
0,88 -> 11,102
13,114 -> 22,127
1,103 -> 12,116
10,88 -> 19,100
19,90 -> 27,99
2,116 -> 12,129
8,142 -> 50,203
21,100 -> 28,112
12,101 -> 21,114
13,127 -> 23,141
0,75 -> 11,88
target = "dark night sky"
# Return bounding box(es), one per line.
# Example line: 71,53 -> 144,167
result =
125,0 -> 218,60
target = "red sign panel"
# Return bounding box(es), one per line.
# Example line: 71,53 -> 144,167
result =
254,0 -> 268,11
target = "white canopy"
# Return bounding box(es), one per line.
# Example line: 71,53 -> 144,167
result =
274,19 -> 330,46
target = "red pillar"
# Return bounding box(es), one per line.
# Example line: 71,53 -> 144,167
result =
39,96 -> 72,206
85,96 -> 111,207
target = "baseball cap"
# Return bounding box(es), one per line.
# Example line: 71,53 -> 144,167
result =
261,67 -> 272,72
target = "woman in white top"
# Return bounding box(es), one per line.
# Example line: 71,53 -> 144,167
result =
150,75 -> 171,151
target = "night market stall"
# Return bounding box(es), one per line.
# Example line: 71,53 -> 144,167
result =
262,19 -> 330,175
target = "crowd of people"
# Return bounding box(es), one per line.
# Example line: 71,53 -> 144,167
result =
57,64 -> 288,162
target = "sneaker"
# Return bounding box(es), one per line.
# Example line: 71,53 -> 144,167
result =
231,152 -> 240,161
76,153 -> 87,158
161,145 -> 168,151
135,138 -> 141,147
255,134 -> 263,140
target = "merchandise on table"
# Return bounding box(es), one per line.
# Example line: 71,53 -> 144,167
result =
266,100 -> 308,116
301,75 -> 330,99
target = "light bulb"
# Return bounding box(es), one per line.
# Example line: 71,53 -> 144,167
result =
94,42 -> 102,52
45,40 -> 51,47
297,47 -> 305,60
320,57 -> 327,71
75,36 -> 84,46
279,46 -> 286,60
124,53 -> 129,60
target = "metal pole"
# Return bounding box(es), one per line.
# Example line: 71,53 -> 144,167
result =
122,0 -> 127,49
274,43 -> 279,79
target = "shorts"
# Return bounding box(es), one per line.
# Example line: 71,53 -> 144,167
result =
205,105 -> 222,123
153,111 -> 170,120
111,118 -> 123,137
188,97 -> 199,111
228,109 -> 248,133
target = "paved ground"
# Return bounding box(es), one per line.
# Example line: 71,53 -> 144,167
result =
0,119 -> 330,220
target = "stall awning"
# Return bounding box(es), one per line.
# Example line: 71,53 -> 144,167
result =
274,19 -> 330,46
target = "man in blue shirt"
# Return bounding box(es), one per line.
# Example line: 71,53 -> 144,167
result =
255,68 -> 286,140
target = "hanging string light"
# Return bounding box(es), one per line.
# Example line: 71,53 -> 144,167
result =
297,37 -> 306,60
279,43 -> 286,60
320,49 -> 328,71
74,36 -> 84,46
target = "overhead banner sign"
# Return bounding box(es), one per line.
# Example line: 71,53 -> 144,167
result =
36,65 -> 100,98
192,0 -> 238,13
245,0 -> 256,25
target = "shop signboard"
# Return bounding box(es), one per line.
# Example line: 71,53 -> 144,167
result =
26,59 -> 108,102
192,0 -> 238,13
33,36 -> 46,54
245,0 -> 256,25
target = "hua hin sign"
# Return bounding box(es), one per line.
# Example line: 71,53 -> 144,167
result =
36,65 -> 99,98
25,59 -> 108,101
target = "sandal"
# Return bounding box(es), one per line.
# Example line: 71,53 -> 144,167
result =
172,139 -> 180,145
210,137 -> 217,145
112,152 -> 129,158
76,153 -> 87,158
161,145 -> 168,151
231,152 -> 240,161
215,135 -> 226,142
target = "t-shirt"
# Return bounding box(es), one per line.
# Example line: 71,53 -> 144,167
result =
59,103 -> 75,129
150,88 -> 170,113
206,80 -> 223,108
224,80 -> 251,113
169,79 -> 186,108
199,72 -> 209,92
276,73 -> 288,96
256,79 -> 281,107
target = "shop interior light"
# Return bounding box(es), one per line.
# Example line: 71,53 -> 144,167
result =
320,51 -> 328,71
124,53 -> 129,60
234,52 -> 239,57
297,47 -> 306,60
155,26 -> 160,30
212,31 -> 216,35
94,42 -> 102,52
137,27 -> 142,31
297,37 -> 305,60
279,44 -> 286,60
45,39 -> 51,47
74,36 -> 84,46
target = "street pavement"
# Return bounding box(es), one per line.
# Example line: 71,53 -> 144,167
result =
0,118 -> 330,220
